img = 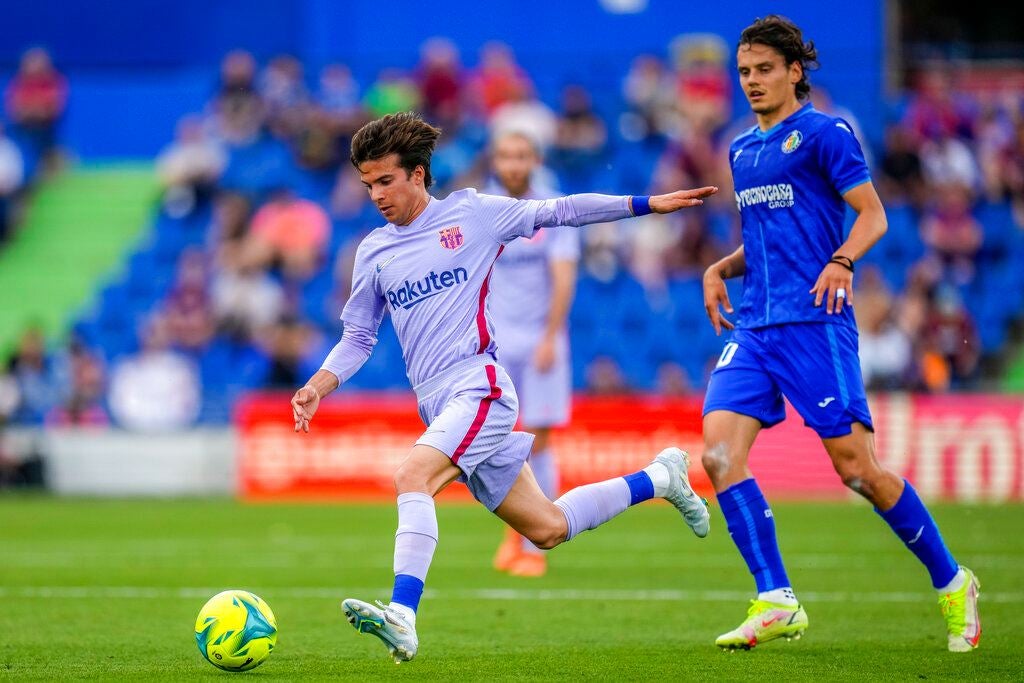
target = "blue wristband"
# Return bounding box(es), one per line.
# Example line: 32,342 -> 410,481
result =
631,195 -> 652,217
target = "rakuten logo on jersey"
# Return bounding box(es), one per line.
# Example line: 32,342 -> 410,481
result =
386,267 -> 469,310
735,183 -> 795,210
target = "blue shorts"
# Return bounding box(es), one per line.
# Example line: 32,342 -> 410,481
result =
703,323 -> 873,439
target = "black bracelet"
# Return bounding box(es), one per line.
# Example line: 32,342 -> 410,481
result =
830,256 -> 855,272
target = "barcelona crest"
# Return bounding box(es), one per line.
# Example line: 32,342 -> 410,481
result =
439,225 -> 464,250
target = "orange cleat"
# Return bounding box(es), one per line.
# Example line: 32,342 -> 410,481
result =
493,527 -> 522,572
507,551 -> 547,578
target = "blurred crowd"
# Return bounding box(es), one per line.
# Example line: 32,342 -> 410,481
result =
3,39 -> 1024,433
0,47 -> 67,244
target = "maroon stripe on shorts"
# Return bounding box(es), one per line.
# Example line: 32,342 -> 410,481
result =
451,364 -> 503,464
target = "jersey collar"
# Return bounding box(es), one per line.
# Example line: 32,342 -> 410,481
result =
753,102 -> 815,140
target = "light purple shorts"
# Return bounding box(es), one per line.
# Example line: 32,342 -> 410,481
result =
500,331 -> 572,428
414,355 -> 534,510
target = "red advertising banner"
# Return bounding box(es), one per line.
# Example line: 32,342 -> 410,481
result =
237,393 -> 1024,502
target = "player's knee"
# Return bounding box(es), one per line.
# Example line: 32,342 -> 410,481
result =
524,509 -> 567,549
833,458 -> 877,497
528,529 -> 563,550
702,443 -> 731,481
392,462 -> 428,494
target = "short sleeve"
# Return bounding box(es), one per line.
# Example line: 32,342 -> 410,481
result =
340,237 -> 387,333
817,119 -> 871,196
473,190 -> 541,244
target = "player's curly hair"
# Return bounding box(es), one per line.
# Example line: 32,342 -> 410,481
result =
739,15 -> 819,101
350,112 -> 442,188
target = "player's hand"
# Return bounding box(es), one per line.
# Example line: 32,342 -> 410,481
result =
649,186 -> 719,213
290,385 -> 321,433
703,267 -> 735,335
533,335 -> 557,373
810,262 -> 854,315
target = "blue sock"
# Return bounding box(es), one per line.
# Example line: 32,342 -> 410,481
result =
390,574 -> 424,612
876,480 -> 958,589
623,471 -> 655,505
718,479 -> 790,593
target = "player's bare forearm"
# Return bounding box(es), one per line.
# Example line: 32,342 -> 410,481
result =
835,181 -> 888,261
708,245 -> 746,280
542,259 -> 577,340
304,369 -> 341,399
703,246 -> 742,335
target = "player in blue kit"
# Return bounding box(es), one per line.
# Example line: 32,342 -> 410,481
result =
700,16 -> 980,652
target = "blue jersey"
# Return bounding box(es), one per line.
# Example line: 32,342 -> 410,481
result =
729,103 -> 870,329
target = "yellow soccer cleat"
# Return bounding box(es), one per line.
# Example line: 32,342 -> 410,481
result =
939,567 -> 981,653
715,600 -> 808,650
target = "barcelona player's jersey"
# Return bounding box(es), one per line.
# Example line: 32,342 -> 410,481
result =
729,103 -> 871,329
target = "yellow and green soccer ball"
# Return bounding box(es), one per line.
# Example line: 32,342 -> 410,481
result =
194,590 -> 278,672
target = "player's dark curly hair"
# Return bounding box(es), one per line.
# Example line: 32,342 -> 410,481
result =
739,15 -> 819,101
350,112 -> 442,188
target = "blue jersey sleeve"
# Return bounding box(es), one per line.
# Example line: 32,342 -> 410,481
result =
817,119 -> 871,196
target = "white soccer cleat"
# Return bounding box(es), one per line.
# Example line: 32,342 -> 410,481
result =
655,447 -> 710,538
341,598 -> 419,663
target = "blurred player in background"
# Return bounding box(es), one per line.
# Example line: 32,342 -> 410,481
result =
700,15 -> 980,652
290,112 -> 713,662
487,131 -> 579,578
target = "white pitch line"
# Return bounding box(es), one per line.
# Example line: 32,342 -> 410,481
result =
0,586 -> 1020,604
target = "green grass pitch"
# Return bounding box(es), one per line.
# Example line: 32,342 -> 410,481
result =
1,496 -> 1021,680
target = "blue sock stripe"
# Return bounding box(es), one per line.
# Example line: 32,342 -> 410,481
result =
877,481 -> 958,588
390,574 -> 425,613
623,471 -> 655,506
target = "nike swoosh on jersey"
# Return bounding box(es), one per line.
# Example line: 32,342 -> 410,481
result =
376,255 -> 397,273
907,525 -> 924,545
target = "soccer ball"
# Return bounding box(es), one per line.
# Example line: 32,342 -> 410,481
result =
194,590 -> 278,672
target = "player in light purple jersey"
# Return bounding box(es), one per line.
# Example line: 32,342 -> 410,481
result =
289,112 -> 715,662
486,131 -> 578,578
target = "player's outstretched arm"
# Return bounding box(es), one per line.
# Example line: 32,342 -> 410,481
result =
809,181 -> 887,315
703,245 -> 746,335
531,186 -> 718,229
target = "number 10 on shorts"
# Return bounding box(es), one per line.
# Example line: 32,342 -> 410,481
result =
717,342 -> 739,368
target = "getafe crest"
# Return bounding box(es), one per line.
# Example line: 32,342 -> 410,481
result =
439,225 -> 464,250
781,130 -> 803,154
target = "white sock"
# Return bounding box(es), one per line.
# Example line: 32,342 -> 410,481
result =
938,567 -> 966,594
393,492 -> 438,582
387,601 -> 417,627
758,587 -> 799,606
642,461 -> 672,498
554,478 -> 632,542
